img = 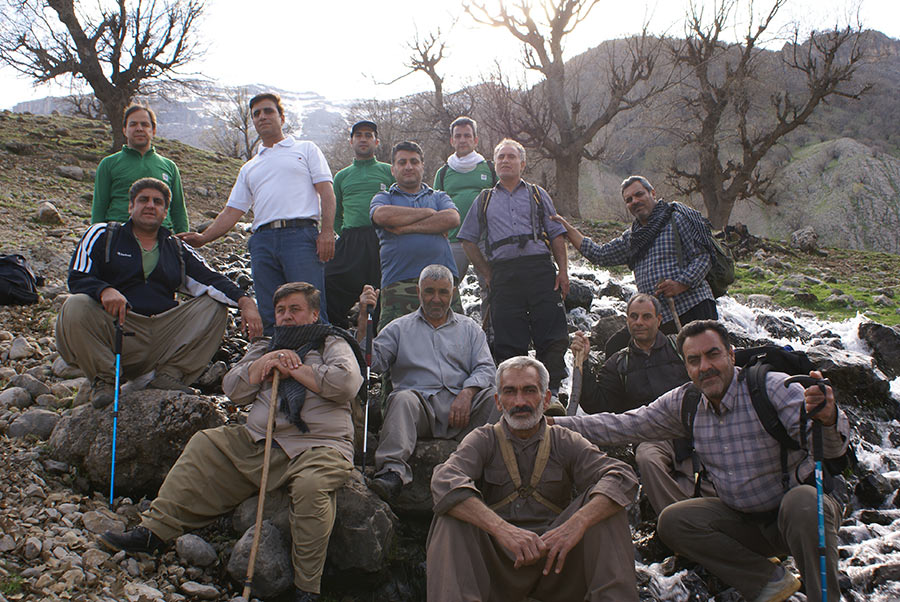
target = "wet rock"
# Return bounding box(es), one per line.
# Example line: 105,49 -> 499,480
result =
870,563 -> 900,590
598,280 -> 625,301
49,389 -> 223,497
858,509 -> 894,526
8,337 -> 35,360
227,521 -> 292,599
805,346 -> 893,415
55,165 -> 84,181
176,534 -> 217,567
790,226 -> 818,252
180,581 -> 219,599
52,356 -> 83,379
855,472 -> 894,508
0,387 -> 32,409
755,314 -> 802,340
590,312 -> 627,349
8,408 -> 60,439
8,373 -> 51,398
329,476 -> 397,572
564,279 -> 593,311
36,201 -> 63,224
858,322 -> 900,378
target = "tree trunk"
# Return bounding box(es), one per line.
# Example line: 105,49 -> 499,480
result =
702,190 -> 734,230
552,153 -> 582,217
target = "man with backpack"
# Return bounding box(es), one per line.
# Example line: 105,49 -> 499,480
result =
458,139 -> 570,401
56,177 -> 262,409
433,116 -> 497,278
571,293 -> 715,515
552,175 -> 722,356
551,320 -> 849,602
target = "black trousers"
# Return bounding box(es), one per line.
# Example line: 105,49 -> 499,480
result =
490,255 -> 569,390
604,297 -> 718,358
325,226 -> 381,329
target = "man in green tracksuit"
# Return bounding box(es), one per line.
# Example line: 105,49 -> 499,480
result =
433,116 -> 496,279
325,120 -> 395,328
92,104 -> 189,233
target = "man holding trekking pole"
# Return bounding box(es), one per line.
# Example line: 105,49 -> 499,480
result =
550,320 -> 848,602
56,177 -> 261,407
100,282 -> 364,602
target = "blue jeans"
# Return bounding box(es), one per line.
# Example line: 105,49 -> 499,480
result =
248,224 -> 327,335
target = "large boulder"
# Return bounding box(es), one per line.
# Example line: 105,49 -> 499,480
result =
564,278 -> 594,312
590,310 -> 627,351
805,345 -> 895,417
858,322 -> 900,378
227,521 -> 292,599
394,439 -> 459,515
790,226 -> 819,253
48,389 -> 224,497
231,473 -> 397,574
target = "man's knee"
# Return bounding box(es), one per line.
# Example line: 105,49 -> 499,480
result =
635,442 -> 667,472
58,293 -> 103,327
384,390 -> 421,416
657,499 -> 695,547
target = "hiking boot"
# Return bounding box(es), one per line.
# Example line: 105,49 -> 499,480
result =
294,589 -> 320,602
750,568 -> 801,602
99,526 -> 164,555
90,379 -> 115,409
369,471 -> 403,502
148,372 -> 197,394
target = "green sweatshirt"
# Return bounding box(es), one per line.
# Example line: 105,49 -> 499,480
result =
434,160 -> 495,242
332,157 -> 394,233
92,145 -> 189,233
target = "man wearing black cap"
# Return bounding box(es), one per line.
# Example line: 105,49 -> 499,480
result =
324,120 -> 395,328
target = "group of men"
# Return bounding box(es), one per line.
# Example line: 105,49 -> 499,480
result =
55,91 -> 847,602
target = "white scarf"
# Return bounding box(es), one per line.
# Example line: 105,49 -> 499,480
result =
447,151 -> 486,174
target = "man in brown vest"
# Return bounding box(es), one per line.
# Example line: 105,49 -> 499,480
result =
426,356 -> 640,602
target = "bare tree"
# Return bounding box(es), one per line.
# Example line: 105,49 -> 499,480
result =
204,87 -> 258,160
0,0 -> 205,149
666,0 -> 868,228
467,0 -> 663,216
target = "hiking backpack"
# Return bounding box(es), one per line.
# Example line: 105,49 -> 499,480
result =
670,203 -> 735,298
0,254 -> 39,305
475,182 -> 552,261
681,345 -> 849,496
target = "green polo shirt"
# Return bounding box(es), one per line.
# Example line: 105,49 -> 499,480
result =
434,160 -> 495,242
92,145 -> 189,233
332,157 -> 394,233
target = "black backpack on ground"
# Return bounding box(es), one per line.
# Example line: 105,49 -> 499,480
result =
681,345 -> 849,496
0,254 -> 39,305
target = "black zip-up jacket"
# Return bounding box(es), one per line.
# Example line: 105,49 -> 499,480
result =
68,220 -> 246,316
581,331 -> 689,414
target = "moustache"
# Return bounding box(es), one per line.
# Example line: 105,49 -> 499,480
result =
699,368 -> 720,380
509,405 -> 534,416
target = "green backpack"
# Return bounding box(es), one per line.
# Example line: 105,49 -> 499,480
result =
671,207 -> 735,298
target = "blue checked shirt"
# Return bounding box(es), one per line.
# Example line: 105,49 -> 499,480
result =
554,367 -> 850,513
579,209 -> 713,323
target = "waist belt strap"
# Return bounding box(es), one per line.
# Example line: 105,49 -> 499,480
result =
488,422 -> 563,515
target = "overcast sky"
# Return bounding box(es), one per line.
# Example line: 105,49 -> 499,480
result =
1,0 -> 896,111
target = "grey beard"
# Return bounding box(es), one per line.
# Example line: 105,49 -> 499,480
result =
502,408 -> 542,431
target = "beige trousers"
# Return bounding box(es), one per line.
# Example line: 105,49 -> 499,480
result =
55,293 -> 227,385
657,485 -> 841,601
141,425 -> 352,593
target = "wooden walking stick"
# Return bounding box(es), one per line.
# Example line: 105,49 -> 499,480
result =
566,334 -> 587,416
242,370 -> 280,600
666,296 -> 682,332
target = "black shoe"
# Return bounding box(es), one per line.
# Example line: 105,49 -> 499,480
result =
99,526 -> 164,554
369,471 -> 403,502
148,372 -> 197,394
90,378 -> 115,409
294,589 -> 320,602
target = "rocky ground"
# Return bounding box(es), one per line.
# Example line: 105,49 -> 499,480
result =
2,111 -> 900,601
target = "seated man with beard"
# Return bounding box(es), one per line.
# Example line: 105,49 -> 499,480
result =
426,356 -> 640,602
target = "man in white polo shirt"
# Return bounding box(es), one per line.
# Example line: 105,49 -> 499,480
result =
180,92 -> 336,335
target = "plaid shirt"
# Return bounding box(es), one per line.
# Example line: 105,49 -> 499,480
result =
555,367 -> 850,513
579,208 -> 713,323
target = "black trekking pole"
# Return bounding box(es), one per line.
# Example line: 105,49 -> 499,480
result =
785,374 -> 831,601
361,305 -> 374,477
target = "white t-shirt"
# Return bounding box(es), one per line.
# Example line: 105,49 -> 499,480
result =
226,135 -> 333,231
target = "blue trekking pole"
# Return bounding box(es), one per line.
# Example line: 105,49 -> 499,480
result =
361,305 -> 374,476
109,319 -> 125,507
785,374 -> 831,601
